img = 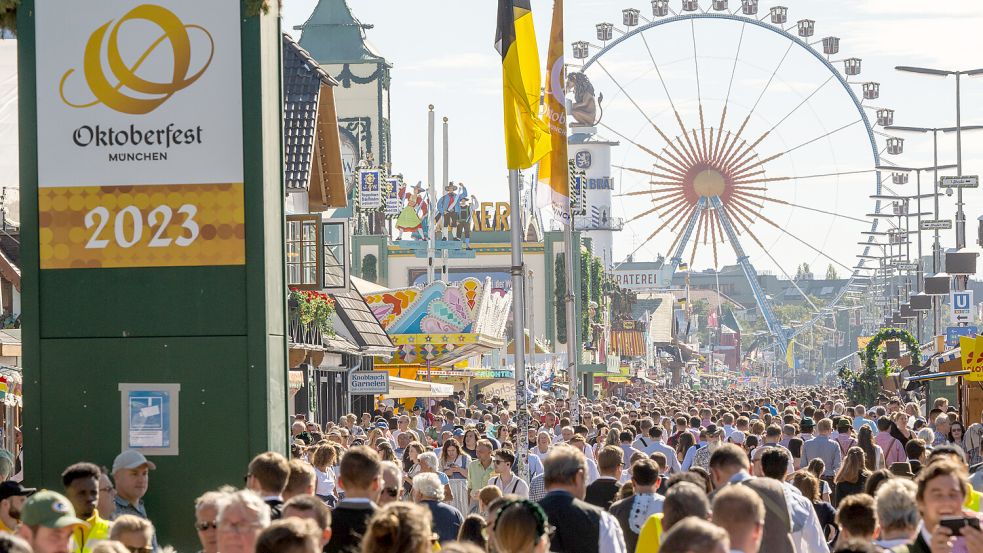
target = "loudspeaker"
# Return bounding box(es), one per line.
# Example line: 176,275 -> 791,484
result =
946,251 -> 978,275
910,293 -> 932,311
924,275 -> 951,295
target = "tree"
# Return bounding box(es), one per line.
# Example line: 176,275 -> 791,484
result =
825,264 -> 838,280
555,253 -> 567,344
795,263 -> 813,280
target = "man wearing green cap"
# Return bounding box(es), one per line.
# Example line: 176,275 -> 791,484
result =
15,490 -> 87,553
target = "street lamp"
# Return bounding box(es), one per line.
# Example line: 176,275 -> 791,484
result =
895,65 -> 983,250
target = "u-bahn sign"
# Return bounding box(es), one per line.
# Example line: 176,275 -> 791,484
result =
35,1 -> 244,269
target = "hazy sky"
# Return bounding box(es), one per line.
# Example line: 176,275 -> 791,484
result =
282,0 -> 983,277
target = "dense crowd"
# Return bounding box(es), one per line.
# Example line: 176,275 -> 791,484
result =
3,386 -> 983,553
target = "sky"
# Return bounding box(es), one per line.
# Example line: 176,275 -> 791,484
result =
286,1 -> 983,277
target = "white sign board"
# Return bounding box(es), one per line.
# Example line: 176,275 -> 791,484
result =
613,269 -> 665,291
118,383 -> 180,456
35,0 -> 245,269
921,220 -> 953,230
349,371 -> 390,395
939,176 -> 979,188
951,290 -> 974,324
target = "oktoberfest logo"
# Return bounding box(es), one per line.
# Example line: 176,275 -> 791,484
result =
60,4 -> 214,115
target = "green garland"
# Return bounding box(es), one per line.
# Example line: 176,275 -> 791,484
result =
839,327 -> 920,405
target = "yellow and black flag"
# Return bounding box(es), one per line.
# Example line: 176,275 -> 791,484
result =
496,0 -> 551,170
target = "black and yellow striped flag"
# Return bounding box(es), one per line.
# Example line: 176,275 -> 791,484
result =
496,0 -> 551,170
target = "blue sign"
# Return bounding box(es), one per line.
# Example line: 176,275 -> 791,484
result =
127,390 -> 172,449
946,326 -> 977,347
574,150 -> 592,169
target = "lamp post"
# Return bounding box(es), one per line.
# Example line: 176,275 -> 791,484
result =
877,163 -> 955,341
895,66 -> 983,250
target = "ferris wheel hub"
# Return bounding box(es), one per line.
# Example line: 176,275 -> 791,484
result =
692,167 -> 727,197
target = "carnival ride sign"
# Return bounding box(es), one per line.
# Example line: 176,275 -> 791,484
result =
35,0 -> 244,269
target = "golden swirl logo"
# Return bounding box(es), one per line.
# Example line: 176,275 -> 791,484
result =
60,4 -> 214,115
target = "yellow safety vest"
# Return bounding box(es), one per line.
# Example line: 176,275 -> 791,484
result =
966,488 -> 982,513
70,511 -> 111,553
636,512 -> 663,553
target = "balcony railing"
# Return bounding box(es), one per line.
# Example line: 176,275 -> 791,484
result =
289,307 -> 324,348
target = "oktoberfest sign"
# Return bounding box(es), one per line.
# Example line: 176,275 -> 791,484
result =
35,0 -> 244,269
358,169 -> 382,209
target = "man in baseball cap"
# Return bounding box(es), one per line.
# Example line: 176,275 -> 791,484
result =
16,490 -> 87,553
111,451 -> 157,549
0,481 -> 36,533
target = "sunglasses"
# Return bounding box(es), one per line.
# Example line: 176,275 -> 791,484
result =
126,548 -> 152,553
383,487 -> 399,497
195,521 -> 218,531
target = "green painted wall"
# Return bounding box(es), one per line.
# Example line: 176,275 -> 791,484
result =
19,3 -> 287,551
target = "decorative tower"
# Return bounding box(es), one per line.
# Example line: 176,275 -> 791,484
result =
569,128 -> 622,268
295,0 -> 392,182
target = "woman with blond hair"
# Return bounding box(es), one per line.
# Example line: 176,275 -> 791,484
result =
833,446 -> 870,507
359,502 -> 434,553
310,444 -> 338,504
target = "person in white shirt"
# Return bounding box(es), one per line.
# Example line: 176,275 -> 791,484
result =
488,449 -> 529,498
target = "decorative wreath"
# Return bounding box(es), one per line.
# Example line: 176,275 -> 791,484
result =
838,327 -> 920,405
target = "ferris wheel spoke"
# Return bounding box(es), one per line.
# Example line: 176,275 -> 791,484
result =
664,205 -> 701,259
594,60 -> 693,166
720,42 -> 794,168
734,168 -> 878,186
731,199 -> 854,272
709,209 -> 720,268
774,119 -> 864,158
613,165 -> 686,184
731,189 -> 870,224
689,209 -> 708,266
692,19 -> 702,105
627,196 -> 685,224
615,187 -> 682,198
749,235 -> 823,313
717,23 -> 747,159
729,151 -> 784,180
599,123 -> 691,175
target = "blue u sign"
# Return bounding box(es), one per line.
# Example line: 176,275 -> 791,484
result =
954,292 -> 971,310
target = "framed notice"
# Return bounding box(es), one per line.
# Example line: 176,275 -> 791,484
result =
359,169 -> 382,209
384,178 -> 402,216
118,383 -> 180,455
34,0 -> 244,269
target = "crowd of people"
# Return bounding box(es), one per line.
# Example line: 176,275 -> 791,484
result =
3,386 -> 983,553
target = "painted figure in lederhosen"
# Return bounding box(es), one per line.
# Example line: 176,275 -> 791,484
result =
456,195 -> 475,250
435,182 -> 467,240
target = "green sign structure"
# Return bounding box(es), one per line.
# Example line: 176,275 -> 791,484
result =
19,1 -> 287,549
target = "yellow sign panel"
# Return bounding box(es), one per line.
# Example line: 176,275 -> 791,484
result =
36,1 -> 244,269
965,336 -> 983,382
857,336 -> 873,349
39,184 -> 244,269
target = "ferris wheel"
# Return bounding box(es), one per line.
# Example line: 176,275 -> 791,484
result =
570,0 -> 904,362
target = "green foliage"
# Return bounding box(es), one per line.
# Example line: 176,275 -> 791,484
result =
581,250 -> 592,339
289,290 -> 335,336
361,254 -> 378,283
590,257 -> 603,322
555,253 -> 567,344
795,263 -> 813,280
825,264 -> 839,280
839,327 -> 920,405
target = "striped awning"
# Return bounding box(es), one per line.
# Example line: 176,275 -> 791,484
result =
611,330 -> 646,357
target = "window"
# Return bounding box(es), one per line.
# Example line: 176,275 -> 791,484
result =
322,220 -> 348,290
286,215 -> 321,289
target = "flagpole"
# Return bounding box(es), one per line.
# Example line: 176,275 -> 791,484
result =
509,168 -> 531,484
564,211 -> 580,424
442,116 -> 450,281
427,105 -> 436,284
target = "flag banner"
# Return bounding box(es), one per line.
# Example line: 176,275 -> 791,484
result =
384,178 -> 402,216
496,0 -> 551,170
786,340 -> 795,370
538,0 -> 570,223
358,169 -> 382,209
